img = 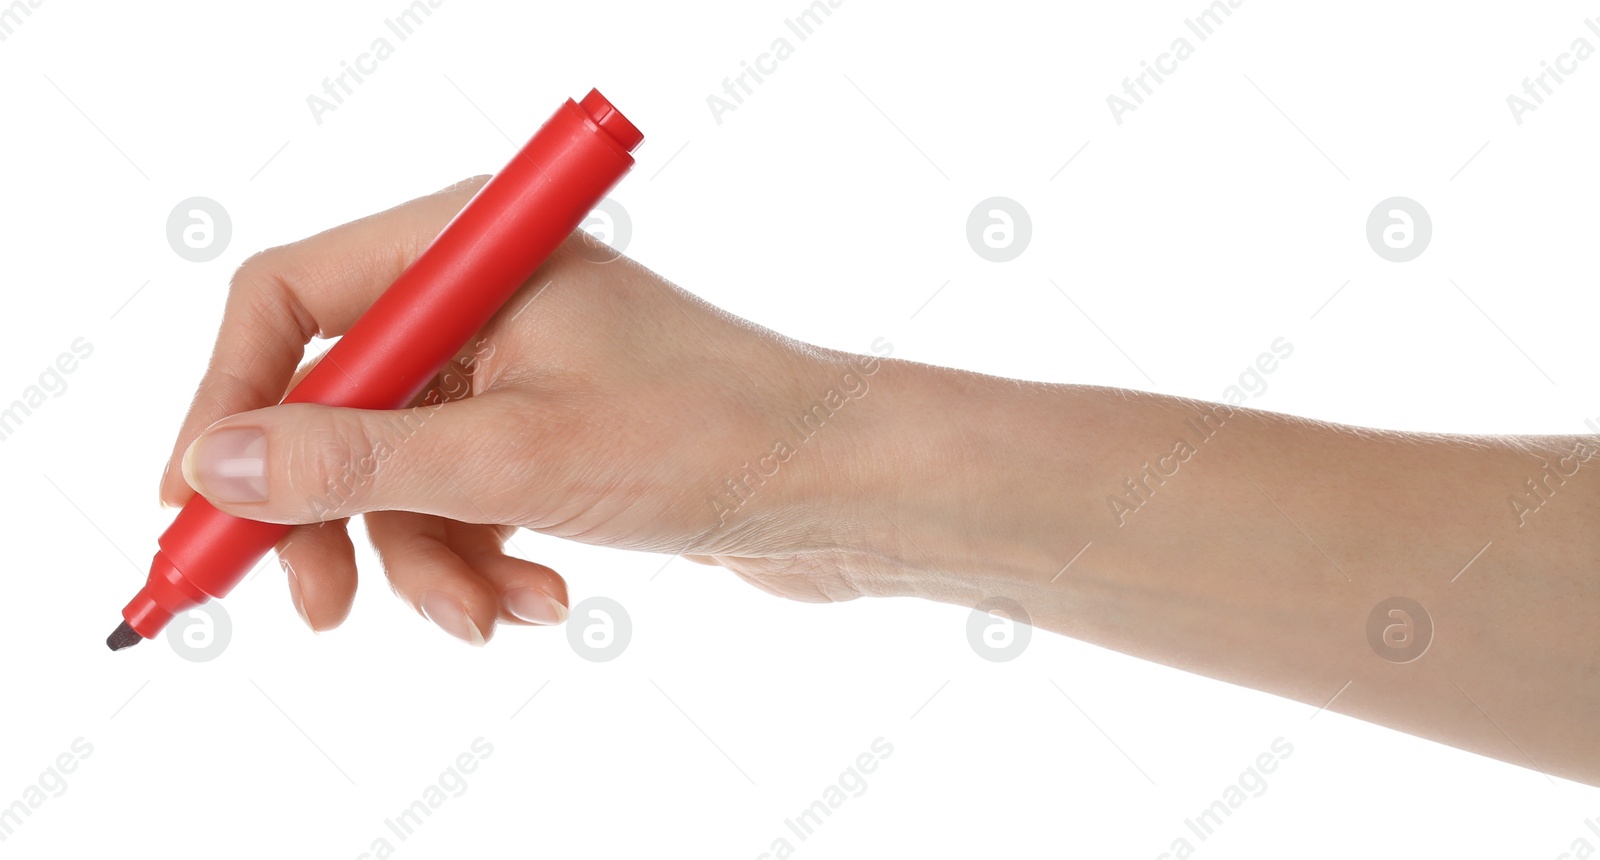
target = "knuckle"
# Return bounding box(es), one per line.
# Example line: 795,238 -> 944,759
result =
227,247 -> 319,340
229,247 -> 283,292
280,410 -> 393,517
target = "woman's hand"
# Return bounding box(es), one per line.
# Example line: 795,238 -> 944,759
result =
160,176 -> 900,644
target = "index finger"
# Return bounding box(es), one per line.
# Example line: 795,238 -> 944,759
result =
160,175 -> 491,507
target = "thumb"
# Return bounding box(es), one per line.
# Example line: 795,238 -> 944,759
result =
179,395 -> 535,524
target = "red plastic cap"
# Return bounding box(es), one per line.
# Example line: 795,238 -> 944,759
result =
579,89 -> 643,153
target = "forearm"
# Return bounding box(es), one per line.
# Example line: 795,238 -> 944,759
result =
840,357 -> 1600,784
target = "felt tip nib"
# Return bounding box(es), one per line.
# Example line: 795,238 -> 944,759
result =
107,621 -> 142,652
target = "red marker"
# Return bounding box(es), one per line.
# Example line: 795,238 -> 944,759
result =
107,89 -> 643,650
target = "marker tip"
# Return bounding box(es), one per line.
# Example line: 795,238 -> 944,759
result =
107,621 -> 142,652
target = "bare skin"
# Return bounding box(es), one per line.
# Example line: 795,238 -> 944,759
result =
162,177 -> 1600,785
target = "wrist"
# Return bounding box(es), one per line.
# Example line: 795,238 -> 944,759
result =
801,354 -> 1076,605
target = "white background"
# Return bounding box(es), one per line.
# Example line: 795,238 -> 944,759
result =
1,0 -> 1598,857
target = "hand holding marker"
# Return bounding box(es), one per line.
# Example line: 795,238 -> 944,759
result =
108,90 -> 643,650
101,73 -> 1600,791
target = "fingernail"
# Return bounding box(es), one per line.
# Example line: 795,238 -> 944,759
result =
159,459 -> 174,508
183,427 -> 268,503
283,560 -> 315,633
504,588 -> 568,625
420,591 -> 486,646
